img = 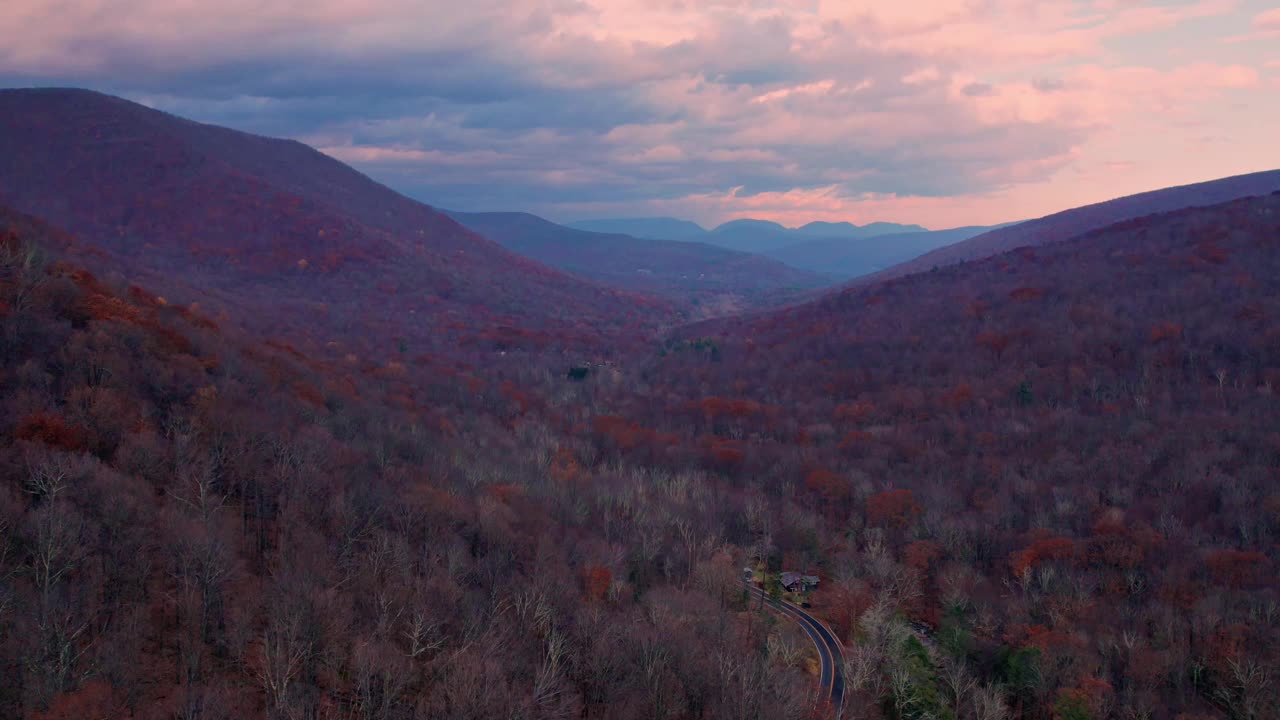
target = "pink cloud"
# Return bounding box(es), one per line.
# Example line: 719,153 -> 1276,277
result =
1254,8 -> 1280,30
3,0 -> 1276,230
320,146 -> 514,167
853,0 -> 1237,64
1223,7 -> 1280,42
751,79 -> 836,104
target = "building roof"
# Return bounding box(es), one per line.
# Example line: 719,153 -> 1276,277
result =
781,571 -> 819,588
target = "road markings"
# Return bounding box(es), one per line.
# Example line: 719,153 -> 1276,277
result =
744,584 -> 845,715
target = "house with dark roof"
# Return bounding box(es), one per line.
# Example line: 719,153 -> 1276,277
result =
780,571 -> 819,592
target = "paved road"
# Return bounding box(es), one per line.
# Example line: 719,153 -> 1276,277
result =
745,583 -> 845,714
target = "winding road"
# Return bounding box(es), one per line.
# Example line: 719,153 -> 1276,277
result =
744,583 -> 845,714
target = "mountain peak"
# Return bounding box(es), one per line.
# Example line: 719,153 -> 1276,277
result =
794,220 -> 928,238
711,218 -> 789,233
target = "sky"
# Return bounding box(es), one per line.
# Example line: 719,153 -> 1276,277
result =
2,1 -> 1279,230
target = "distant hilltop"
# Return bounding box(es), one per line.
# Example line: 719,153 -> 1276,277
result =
569,215 -> 927,254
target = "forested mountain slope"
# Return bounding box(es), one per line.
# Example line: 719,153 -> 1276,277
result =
0,89 -> 671,357
867,168 -> 1280,282
0,208 -> 823,719
577,193 -> 1280,720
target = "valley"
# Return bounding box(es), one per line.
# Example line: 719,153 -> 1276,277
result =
1,87 -> 1277,720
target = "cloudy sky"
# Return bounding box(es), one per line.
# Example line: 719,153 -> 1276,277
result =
3,1 -> 1278,229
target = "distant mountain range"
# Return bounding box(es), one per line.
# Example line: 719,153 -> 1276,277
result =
569,216 -> 927,254
445,210 -> 835,312
568,165 -> 1280,286
568,214 -> 1035,279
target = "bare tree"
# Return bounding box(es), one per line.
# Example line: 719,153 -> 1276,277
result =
169,517 -> 234,694
766,626 -> 806,669
170,462 -> 226,523
252,605 -> 312,720
0,237 -> 46,315
532,628 -> 576,719
23,451 -> 73,505
351,638 -> 412,720
28,504 -> 86,618
402,606 -> 444,660
890,667 -> 929,720
0,512 -> 14,627
971,683 -> 1011,720
1215,657 -> 1275,720
940,656 -> 978,720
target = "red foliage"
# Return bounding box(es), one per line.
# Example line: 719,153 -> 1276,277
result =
975,330 -> 1011,360
833,401 -> 874,423
1205,549 -> 1267,588
594,415 -> 642,451
1193,241 -> 1229,265
14,412 -> 88,451
549,447 -> 582,484
583,564 -> 612,602
33,680 -> 128,720
1007,624 -> 1083,652
127,284 -> 165,308
176,303 -> 221,330
1149,322 -> 1183,343
823,580 -> 875,642
51,264 -> 111,295
804,468 -> 848,504
706,439 -> 745,470
940,383 -> 974,408
81,293 -> 142,323
690,396 -> 762,420
1011,537 -> 1077,576
903,540 -> 942,572
866,489 -> 920,528
293,381 -> 327,409
501,381 -> 535,414
1008,286 -> 1046,302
